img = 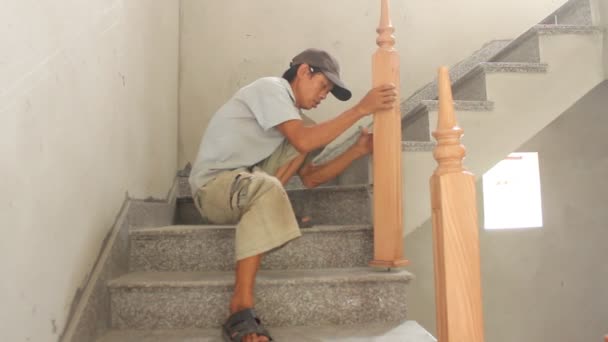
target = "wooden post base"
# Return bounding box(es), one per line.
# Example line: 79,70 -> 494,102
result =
369,259 -> 410,269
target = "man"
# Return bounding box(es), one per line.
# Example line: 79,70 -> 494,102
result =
189,48 -> 396,342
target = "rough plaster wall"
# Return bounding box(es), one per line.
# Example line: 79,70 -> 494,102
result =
178,0 -> 564,167
0,1 -> 179,341
405,82 -> 608,342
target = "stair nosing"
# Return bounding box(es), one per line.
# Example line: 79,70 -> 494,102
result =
108,267 -> 414,288
420,100 -> 494,112
533,24 -> 604,35
402,141 -> 435,152
479,61 -> 548,73
130,224 -> 373,237
177,184 -> 371,202
284,183 -> 370,193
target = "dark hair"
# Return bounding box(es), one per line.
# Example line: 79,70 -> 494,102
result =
282,63 -> 322,82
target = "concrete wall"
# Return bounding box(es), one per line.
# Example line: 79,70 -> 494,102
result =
406,81 -> 608,341
178,0 -> 564,167
0,1 -> 179,341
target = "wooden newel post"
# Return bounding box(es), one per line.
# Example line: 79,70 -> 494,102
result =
369,0 -> 408,268
430,67 -> 485,342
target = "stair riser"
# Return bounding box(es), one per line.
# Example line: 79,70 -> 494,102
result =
175,187 -> 371,225
288,187 -> 371,225
335,156 -> 370,186
402,109 -> 431,141
129,228 -> 373,272
129,201 -> 175,228
493,34 -> 541,63
453,71 -> 488,101
110,281 -> 408,329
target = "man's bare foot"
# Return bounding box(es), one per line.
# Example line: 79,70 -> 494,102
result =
296,215 -> 314,228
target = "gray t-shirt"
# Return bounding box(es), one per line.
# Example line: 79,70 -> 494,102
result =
189,77 -> 302,194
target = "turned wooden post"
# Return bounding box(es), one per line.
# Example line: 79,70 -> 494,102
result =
430,67 -> 485,341
369,0 -> 408,268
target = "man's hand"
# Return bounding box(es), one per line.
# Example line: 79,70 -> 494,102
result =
353,127 -> 373,157
354,83 -> 397,117
299,126 -> 374,188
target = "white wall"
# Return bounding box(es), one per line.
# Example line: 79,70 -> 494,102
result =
179,0 -> 564,166
0,1 -> 179,341
406,82 -> 608,341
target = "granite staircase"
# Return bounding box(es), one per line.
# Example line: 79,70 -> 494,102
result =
92,179 -> 434,341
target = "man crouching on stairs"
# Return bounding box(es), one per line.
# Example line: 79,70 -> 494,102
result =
188,48 -> 396,342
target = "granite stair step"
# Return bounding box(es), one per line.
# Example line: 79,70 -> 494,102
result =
491,24 -> 602,64
402,100 -> 494,142
175,184 -> 372,226
129,224 -> 373,272
96,320 -> 435,341
108,267 -> 412,329
452,62 -> 548,101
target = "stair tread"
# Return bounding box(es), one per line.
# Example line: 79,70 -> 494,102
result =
533,24 -> 604,34
109,267 -> 413,288
453,62 -> 548,88
401,141 -> 435,152
479,61 -> 548,72
178,179 -> 370,199
131,224 -> 372,236
96,320 -> 436,342
286,183 -> 370,193
420,99 -> 494,112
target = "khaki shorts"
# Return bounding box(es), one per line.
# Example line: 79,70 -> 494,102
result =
193,140 -> 304,260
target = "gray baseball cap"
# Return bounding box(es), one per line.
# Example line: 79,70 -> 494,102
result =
290,48 -> 352,101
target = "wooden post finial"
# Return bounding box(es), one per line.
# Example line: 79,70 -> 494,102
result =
432,67 -> 466,175
377,0 -> 396,50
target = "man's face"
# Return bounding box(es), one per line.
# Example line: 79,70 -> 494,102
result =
293,65 -> 334,110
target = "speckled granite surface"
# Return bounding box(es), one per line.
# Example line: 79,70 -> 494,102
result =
129,225 -> 373,272
65,196 -> 176,342
174,185 -> 372,226
96,320 -> 435,342
287,185 -> 372,225
479,62 -> 549,74
108,268 -> 412,329
401,141 -> 436,152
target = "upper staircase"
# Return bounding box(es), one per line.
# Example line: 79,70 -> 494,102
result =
316,0 -> 604,235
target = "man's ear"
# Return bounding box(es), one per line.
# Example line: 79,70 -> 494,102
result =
296,63 -> 311,78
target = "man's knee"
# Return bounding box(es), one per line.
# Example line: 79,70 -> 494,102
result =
237,172 -> 287,210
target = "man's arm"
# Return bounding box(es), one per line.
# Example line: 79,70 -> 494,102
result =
298,128 -> 372,188
276,84 -> 396,154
